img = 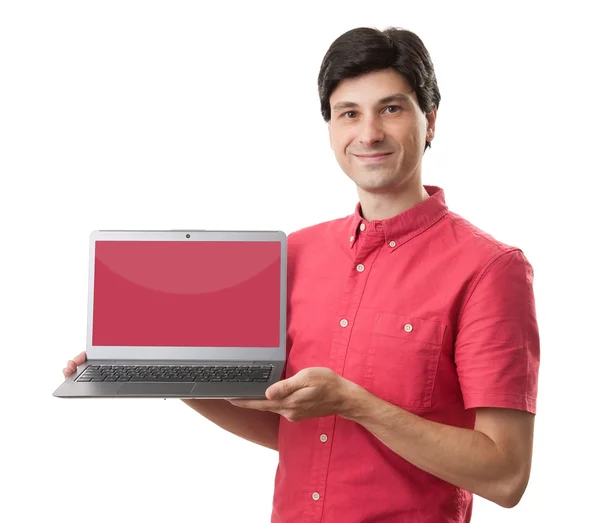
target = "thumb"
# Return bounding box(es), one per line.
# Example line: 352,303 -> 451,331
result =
265,384 -> 282,400
266,377 -> 298,400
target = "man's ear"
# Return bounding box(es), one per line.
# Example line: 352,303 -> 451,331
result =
328,122 -> 332,149
426,107 -> 437,139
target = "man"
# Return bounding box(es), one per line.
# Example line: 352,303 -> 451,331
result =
64,27 -> 540,522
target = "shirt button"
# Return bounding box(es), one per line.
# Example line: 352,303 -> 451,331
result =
404,323 -> 413,332
349,235 -> 354,242
359,223 -> 366,231
356,264 -> 365,272
320,434 -> 328,443
340,319 -> 348,328
389,240 -> 396,248
312,492 -> 320,501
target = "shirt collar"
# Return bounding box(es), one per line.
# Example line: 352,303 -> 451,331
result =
348,185 -> 448,250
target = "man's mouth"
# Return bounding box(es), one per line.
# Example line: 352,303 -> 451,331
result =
354,152 -> 393,162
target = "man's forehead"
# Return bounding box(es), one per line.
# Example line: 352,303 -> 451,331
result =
329,68 -> 414,104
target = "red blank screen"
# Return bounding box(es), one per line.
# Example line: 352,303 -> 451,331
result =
92,241 -> 281,347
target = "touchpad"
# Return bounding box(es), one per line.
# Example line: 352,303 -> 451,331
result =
118,383 -> 194,396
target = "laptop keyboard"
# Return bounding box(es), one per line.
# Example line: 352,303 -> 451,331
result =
76,365 -> 273,383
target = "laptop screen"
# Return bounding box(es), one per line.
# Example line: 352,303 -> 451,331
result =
92,240 -> 281,348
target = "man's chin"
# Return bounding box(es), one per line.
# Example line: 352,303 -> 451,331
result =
355,181 -> 400,195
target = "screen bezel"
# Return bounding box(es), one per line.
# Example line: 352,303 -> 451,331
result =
86,229 -> 287,361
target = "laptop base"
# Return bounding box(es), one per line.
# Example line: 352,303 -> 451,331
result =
53,360 -> 283,399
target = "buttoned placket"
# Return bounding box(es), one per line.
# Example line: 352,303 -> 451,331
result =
302,222 -> 386,523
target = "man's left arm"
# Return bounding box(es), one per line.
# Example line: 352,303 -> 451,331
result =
341,386 -> 534,508
230,369 -> 534,508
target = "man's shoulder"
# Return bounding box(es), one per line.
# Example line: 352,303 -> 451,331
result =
443,210 -> 525,264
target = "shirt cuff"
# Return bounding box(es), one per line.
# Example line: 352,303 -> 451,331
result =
462,392 -> 537,414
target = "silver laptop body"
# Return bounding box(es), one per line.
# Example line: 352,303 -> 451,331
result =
53,229 -> 287,399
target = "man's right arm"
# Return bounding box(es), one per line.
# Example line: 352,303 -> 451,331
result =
181,399 -> 280,451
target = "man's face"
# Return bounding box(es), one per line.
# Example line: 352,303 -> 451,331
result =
328,68 -> 435,194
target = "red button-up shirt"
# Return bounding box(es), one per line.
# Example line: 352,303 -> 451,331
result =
271,185 -> 540,523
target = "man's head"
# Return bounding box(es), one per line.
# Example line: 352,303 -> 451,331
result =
318,27 -> 440,195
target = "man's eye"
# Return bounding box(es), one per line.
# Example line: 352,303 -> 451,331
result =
341,106 -> 401,118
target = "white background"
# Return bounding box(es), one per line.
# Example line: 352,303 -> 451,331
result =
1,1 -> 598,521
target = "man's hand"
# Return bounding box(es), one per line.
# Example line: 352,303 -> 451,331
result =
228,367 -> 360,422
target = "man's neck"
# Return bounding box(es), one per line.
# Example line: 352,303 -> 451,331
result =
357,182 -> 430,222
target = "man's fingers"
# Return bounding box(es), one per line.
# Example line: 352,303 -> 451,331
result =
63,362 -> 76,379
228,399 -> 280,411
63,352 -> 86,378
266,376 -> 303,400
228,399 -> 268,410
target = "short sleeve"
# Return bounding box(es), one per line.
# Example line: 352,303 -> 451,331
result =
455,249 -> 540,414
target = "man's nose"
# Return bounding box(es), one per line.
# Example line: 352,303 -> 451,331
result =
358,115 -> 385,146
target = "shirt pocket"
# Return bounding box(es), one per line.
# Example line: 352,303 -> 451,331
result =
361,313 -> 446,410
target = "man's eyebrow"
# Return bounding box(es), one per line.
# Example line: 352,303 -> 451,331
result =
331,92 -> 411,112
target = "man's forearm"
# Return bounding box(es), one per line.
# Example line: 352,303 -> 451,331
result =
341,388 -> 521,508
182,399 -> 280,451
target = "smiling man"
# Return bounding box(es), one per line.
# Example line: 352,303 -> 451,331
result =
63,26 -> 540,523
228,27 -> 540,522
328,76 -> 432,205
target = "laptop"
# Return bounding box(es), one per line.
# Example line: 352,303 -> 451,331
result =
53,229 -> 287,399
